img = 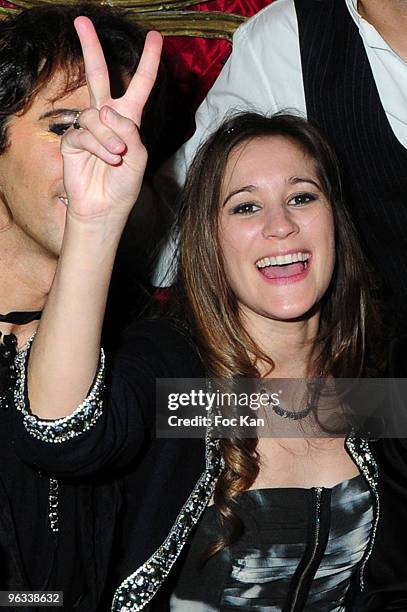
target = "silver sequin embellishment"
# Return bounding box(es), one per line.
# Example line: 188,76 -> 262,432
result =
345,432 -> 379,591
111,435 -> 223,611
14,338 -> 105,443
48,477 -> 59,533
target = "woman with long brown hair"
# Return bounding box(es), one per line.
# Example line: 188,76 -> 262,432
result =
167,112 -> 378,610
12,17 -> 391,611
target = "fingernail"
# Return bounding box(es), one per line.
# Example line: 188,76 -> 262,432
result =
108,137 -> 124,152
105,106 -> 117,122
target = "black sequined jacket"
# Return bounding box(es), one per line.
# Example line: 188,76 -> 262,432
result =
0,333 -> 122,611
11,319 -> 407,612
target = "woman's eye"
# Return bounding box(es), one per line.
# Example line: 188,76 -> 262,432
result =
232,202 -> 261,215
48,122 -> 72,136
288,193 -> 317,207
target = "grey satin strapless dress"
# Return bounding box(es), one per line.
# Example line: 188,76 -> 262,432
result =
170,474 -> 373,611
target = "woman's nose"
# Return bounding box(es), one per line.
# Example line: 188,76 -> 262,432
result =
261,206 -> 299,240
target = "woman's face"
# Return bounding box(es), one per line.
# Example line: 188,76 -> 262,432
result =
218,135 -> 335,323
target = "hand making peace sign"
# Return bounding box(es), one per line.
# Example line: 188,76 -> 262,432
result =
62,17 -> 162,223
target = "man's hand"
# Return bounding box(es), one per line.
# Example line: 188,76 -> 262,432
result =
61,17 -> 162,224
27,17 -> 162,420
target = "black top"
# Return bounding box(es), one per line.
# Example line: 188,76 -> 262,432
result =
0,333 -> 88,610
12,319 -> 207,610
0,283 -> 154,610
171,476 -> 373,611
11,319 -> 407,610
1,322 -> 180,611
353,335 -> 407,612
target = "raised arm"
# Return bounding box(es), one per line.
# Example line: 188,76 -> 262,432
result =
27,17 -> 162,419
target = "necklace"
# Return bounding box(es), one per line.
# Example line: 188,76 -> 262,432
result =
0,310 -> 42,324
269,398 -> 314,420
260,381 -> 321,421
0,310 -> 41,411
0,332 -> 17,411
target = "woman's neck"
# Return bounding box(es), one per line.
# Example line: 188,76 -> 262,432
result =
240,306 -> 320,378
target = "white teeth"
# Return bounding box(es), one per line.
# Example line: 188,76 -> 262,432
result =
59,196 -> 68,206
256,252 -> 310,268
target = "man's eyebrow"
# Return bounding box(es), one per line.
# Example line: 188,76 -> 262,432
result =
288,176 -> 321,189
223,184 -> 256,206
38,108 -> 80,120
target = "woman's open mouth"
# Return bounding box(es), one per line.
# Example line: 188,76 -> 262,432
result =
255,251 -> 311,282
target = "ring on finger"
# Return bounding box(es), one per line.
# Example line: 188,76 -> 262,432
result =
72,110 -> 83,130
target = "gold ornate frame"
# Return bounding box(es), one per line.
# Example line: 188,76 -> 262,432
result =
0,0 -> 246,40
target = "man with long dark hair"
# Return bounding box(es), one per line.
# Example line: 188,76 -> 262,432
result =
0,4 -> 164,608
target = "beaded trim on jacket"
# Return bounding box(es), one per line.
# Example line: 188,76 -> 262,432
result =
13,337 -> 106,534
12,341 -> 379,609
111,433 -> 223,612
110,433 -> 378,611
14,339 -> 105,443
345,433 -> 379,591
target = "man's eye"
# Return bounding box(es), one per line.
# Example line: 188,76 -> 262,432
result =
48,122 -> 72,136
232,202 -> 260,215
288,193 -> 317,207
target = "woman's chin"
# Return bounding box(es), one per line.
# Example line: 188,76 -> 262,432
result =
260,299 -> 321,323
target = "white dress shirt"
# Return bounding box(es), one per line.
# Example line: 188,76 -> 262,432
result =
154,0 -> 407,285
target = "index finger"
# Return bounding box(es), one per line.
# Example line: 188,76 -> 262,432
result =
123,30 -> 163,126
74,16 -> 111,108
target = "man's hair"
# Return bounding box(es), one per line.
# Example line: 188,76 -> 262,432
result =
0,2 -> 166,165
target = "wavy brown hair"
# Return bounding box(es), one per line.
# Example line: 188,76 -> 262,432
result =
173,112 -> 379,552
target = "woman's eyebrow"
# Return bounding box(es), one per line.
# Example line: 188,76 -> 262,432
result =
222,176 -> 322,207
223,184 -> 256,207
288,176 -> 321,189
